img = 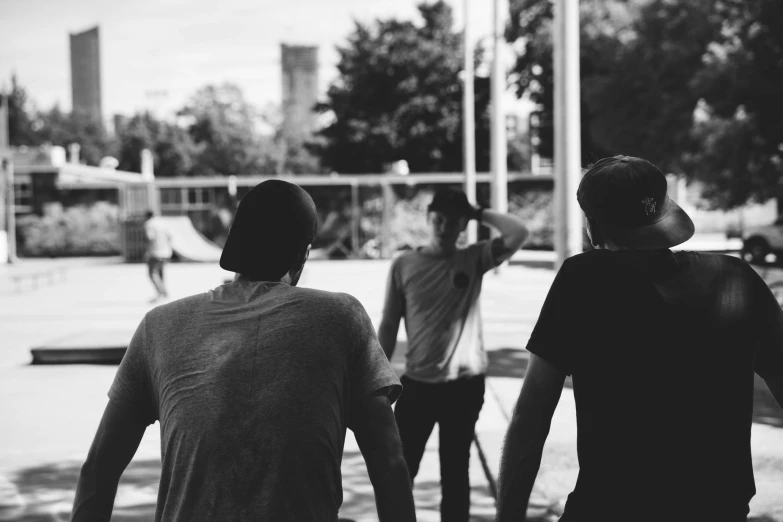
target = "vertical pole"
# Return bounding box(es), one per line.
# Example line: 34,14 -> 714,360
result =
4,157 -> 16,263
491,0 -> 508,219
463,0 -> 477,244
553,0 -> 583,270
141,148 -> 158,214
351,182 -> 360,258
0,92 -> 7,264
0,93 -> 15,263
381,181 -> 393,259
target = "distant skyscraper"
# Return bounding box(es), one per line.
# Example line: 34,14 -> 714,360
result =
70,26 -> 102,124
281,44 -> 319,140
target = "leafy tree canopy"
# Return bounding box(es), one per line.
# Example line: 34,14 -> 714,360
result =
115,112 -> 200,177
179,83 -> 277,176
508,0 -> 783,209
314,1 -> 491,174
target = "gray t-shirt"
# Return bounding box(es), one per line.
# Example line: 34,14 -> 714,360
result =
109,280 -> 401,522
382,240 -> 496,383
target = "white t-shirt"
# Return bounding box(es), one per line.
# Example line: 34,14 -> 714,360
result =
382,240 -> 496,383
144,217 -> 173,259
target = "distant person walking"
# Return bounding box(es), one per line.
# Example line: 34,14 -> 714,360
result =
143,211 -> 173,302
379,189 -> 528,521
496,156 -> 783,522
72,180 -> 416,522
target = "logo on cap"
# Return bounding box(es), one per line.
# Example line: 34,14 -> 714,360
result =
641,197 -> 656,216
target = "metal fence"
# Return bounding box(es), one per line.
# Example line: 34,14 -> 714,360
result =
149,172 -> 554,259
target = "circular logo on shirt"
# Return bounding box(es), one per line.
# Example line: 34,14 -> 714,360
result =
453,271 -> 470,290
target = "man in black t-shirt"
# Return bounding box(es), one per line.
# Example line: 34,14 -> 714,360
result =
496,156 -> 783,522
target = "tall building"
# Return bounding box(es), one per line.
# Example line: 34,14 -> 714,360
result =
70,26 -> 102,124
281,44 -> 319,140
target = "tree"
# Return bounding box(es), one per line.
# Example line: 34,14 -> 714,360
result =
5,74 -> 42,147
508,0 -> 720,169
313,1 -> 491,174
684,0 -> 783,209
36,104 -> 113,166
179,83 -> 276,176
115,112 -> 199,177
507,0 -> 783,209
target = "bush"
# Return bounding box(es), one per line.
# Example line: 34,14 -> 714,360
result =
360,185 -> 555,255
508,189 -> 554,250
17,202 -> 121,257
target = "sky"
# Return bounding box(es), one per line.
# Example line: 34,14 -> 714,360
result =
0,0 -> 529,122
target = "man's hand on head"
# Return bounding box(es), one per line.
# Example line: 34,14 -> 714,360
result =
463,203 -> 483,222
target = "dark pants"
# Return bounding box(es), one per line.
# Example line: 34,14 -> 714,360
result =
394,374 -> 485,522
147,257 -> 168,296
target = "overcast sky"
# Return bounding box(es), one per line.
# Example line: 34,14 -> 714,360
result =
0,0 -> 528,121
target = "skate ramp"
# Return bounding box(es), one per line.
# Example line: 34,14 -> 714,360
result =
159,216 -> 222,262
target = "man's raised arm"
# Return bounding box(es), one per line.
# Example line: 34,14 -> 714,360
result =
479,209 -> 528,265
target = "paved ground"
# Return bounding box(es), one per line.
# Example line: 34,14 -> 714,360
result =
0,255 -> 781,521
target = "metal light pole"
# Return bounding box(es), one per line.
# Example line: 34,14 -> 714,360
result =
553,0 -> 583,269
463,0 -> 477,244
0,92 -> 15,264
491,0 -> 508,223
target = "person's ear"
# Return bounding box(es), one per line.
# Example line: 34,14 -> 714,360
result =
585,218 -> 600,247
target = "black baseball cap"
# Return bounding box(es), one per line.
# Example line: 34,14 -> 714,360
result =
220,180 -> 318,279
577,155 -> 694,249
428,189 -> 474,218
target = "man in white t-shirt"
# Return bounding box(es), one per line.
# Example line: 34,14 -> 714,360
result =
143,211 -> 173,302
379,189 -> 528,521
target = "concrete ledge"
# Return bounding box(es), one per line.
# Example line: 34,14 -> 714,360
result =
30,347 -> 126,365
30,330 -> 131,365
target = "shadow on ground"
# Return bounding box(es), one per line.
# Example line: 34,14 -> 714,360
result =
1,459 -> 160,521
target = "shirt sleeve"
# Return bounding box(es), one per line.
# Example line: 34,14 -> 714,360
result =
469,239 -> 496,274
525,259 -> 577,376
108,316 -> 158,424
346,296 -> 402,404
752,272 -> 783,380
381,256 -> 405,322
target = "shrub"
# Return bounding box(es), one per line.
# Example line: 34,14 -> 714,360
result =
17,202 -> 121,257
508,189 -> 554,250
359,185 -> 555,255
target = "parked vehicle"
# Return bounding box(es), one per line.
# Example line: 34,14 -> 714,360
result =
741,218 -> 783,265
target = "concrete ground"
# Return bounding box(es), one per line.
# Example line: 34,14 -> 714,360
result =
0,255 -> 781,521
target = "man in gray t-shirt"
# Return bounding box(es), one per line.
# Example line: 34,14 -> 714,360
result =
378,189 -> 528,521
72,180 -> 416,522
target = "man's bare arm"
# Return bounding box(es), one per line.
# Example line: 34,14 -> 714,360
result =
352,393 -> 416,522
496,354 -> 565,521
480,210 -> 528,265
378,315 -> 401,361
71,399 -> 149,522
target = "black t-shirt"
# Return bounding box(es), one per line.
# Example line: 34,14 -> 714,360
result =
527,249 -> 783,521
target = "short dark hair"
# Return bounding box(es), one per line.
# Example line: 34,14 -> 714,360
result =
144,210 -> 154,220
427,189 -> 473,218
